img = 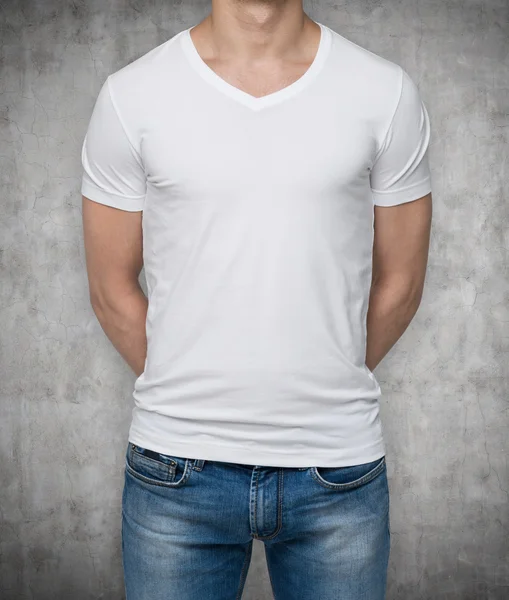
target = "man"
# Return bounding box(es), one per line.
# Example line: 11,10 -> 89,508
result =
81,1 -> 432,598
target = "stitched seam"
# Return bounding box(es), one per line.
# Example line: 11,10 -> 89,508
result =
131,445 -> 177,469
373,66 -> 404,164
106,76 -> 144,169
129,435 -> 359,454
82,178 -> 146,199
125,458 -> 191,488
255,469 -> 284,541
371,176 -> 431,194
311,457 -> 386,490
277,468 -> 283,534
253,470 -> 260,536
235,543 -> 253,600
265,546 -> 279,599
128,434 -> 385,462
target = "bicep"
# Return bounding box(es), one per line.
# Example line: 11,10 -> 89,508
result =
372,192 -> 432,290
369,66 -> 433,289
370,67 -> 432,208
82,195 -> 143,306
80,76 -> 147,306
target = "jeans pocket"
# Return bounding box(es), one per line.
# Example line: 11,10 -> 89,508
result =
125,442 -> 193,488
309,456 -> 386,491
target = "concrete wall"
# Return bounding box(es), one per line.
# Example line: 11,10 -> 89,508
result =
1,1 -> 508,598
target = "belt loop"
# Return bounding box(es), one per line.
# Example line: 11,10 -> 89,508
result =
193,459 -> 205,471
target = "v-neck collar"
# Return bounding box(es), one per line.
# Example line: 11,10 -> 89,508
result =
179,22 -> 332,112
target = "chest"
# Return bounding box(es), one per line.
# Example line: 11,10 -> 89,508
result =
140,101 -> 376,207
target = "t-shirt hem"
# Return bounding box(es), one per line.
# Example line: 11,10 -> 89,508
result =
372,178 -> 432,207
81,178 -> 145,212
126,431 -> 386,468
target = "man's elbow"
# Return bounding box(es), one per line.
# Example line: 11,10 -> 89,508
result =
400,277 -> 426,318
89,287 -> 110,320
373,272 -> 426,313
407,282 -> 425,313
88,279 -> 139,318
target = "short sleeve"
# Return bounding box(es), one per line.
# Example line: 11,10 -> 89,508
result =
370,67 -> 432,207
81,76 -> 147,211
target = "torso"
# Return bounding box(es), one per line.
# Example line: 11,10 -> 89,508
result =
107,22 -> 404,467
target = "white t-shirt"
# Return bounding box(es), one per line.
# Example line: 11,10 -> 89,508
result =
81,22 -> 432,467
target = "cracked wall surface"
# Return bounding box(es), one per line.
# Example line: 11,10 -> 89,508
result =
1,1 -> 508,599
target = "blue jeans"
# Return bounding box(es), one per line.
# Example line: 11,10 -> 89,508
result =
122,442 -> 390,599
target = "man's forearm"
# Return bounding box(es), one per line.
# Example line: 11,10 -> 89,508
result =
365,276 -> 423,372
91,285 -> 148,377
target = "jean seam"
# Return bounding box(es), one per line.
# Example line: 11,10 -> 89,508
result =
235,542 -> 253,600
253,468 -> 284,541
125,457 -> 192,488
251,469 -> 261,536
265,546 -> 278,600
310,456 -> 386,490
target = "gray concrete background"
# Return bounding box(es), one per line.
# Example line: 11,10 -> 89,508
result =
1,0 -> 508,598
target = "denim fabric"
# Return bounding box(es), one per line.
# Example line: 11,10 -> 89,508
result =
122,442 -> 390,599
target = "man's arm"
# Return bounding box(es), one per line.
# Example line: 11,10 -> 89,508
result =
365,192 -> 432,372
82,196 -> 147,377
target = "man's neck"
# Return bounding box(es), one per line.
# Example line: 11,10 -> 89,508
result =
200,0 -> 313,61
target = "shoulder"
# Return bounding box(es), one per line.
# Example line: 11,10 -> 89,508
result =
102,28 -> 189,126
324,25 -> 425,132
107,27 -> 188,96
325,25 -> 405,110
326,24 -> 403,85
